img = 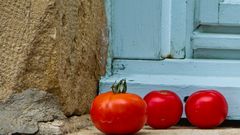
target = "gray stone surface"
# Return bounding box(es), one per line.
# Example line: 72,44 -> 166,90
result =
37,114 -> 93,135
0,89 -> 66,134
38,120 -> 64,135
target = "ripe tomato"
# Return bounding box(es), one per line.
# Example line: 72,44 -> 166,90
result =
185,90 -> 228,128
144,90 -> 183,129
90,80 -> 147,134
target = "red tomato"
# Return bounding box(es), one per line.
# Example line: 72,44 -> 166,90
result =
185,90 -> 228,128
90,80 -> 147,134
144,90 -> 183,129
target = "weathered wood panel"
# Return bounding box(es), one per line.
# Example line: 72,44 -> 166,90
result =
192,32 -> 240,50
219,2 -> 240,25
197,0 -> 219,24
111,0 -> 162,59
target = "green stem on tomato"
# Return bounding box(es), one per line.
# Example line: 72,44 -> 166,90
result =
111,79 -> 127,94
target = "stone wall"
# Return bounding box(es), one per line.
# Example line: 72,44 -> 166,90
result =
0,0 -> 107,116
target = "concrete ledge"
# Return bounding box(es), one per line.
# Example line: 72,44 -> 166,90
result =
69,126 -> 240,135
63,115 -> 240,135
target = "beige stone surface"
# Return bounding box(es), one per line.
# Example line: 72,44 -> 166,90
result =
70,126 -> 240,135
0,0 -> 107,116
35,114 -> 240,135
62,115 -> 240,135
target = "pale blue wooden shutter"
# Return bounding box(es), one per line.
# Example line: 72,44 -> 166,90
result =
110,0 -> 186,60
197,0 -> 240,25
102,0 -> 240,120
111,0 -> 162,59
193,0 -> 240,59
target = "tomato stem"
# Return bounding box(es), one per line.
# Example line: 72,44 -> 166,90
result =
111,79 -> 127,94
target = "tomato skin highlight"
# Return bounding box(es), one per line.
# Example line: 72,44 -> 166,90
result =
90,91 -> 147,134
144,90 -> 183,129
185,90 -> 228,129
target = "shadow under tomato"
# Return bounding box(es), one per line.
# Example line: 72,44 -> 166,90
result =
178,118 -> 240,128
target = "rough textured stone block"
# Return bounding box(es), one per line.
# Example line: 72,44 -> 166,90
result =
0,0 -> 107,116
0,89 -> 66,134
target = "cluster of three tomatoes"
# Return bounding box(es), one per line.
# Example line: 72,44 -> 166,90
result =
90,80 -> 228,134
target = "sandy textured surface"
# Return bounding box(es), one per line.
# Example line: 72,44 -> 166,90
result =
0,0 -> 107,116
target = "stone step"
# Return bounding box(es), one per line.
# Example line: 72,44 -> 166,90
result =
69,126 -> 240,135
